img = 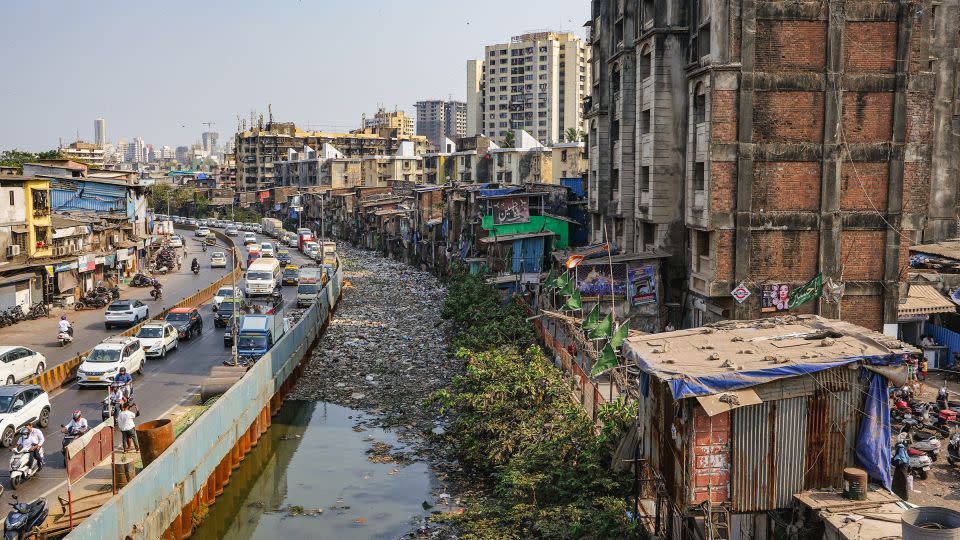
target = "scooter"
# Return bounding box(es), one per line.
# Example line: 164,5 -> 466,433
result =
192,265 -> 200,276
57,331 -> 72,347
59,425 -> 85,458
9,444 -> 43,490
899,431 -> 941,461
150,286 -> 163,300
101,395 -> 124,422
3,495 -> 48,540
894,442 -> 933,480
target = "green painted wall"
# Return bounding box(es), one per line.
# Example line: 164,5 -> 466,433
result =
481,215 -> 570,249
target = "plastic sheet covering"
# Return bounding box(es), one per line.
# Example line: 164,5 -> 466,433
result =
855,370 -> 892,490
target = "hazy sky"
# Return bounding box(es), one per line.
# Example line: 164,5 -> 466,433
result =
1,0 -> 588,152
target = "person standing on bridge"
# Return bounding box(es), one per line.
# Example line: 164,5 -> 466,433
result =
117,402 -> 140,453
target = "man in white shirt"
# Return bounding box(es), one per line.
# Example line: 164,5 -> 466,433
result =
58,315 -> 72,336
117,403 -> 139,453
17,421 -> 44,470
62,410 -> 88,436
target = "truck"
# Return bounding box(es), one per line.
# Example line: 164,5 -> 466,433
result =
236,305 -> 286,360
296,265 -> 327,307
298,231 -> 314,252
245,257 -> 281,296
246,244 -> 262,266
262,217 -> 284,238
320,241 -> 337,266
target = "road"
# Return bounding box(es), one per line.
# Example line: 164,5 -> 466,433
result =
1,231 -> 233,371
0,230 -> 312,511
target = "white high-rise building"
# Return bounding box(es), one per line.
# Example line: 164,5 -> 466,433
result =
466,31 -> 590,145
94,117 -> 107,148
125,137 -> 146,163
202,132 -> 219,155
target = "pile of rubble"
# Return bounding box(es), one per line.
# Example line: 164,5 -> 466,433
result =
290,244 -> 454,438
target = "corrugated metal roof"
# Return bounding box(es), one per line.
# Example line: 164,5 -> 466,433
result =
910,240 -> 960,260
898,284 -> 955,318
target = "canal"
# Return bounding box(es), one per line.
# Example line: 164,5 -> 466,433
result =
192,400 -> 438,540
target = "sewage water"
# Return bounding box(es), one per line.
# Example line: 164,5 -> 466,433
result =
192,400 -> 435,540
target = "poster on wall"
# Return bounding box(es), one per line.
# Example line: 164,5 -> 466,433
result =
629,265 -> 657,306
761,284 -> 791,312
576,263 -> 629,300
491,196 -> 530,225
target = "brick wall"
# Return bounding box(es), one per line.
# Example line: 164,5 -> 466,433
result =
841,92 -> 894,142
844,22 -> 898,72
841,295 -> 884,331
711,90 -> 738,143
753,162 -> 821,211
756,21 -> 827,71
840,230 -> 886,280
840,162 -> 889,210
903,161 -> 932,215
715,230 -> 736,281
692,406 -> 730,504
906,91 -> 934,143
749,230 -> 820,281
753,91 -> 825,143
710,162 -> 736,213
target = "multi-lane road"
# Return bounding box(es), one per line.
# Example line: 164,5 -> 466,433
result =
0,229 -> 311,509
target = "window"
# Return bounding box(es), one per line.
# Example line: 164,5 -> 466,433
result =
640,109 -> 651,135
693,162 -> 705,191
7,191 -> 12,206
642,222 -> 656,250
640,50 -> 652,80
694,83 -> 706,124
640,167 -> 650,192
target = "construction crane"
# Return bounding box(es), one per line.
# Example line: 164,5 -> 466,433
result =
202,121 -> 215,132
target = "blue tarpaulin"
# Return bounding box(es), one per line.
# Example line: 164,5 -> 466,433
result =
478,188 -> 520,198
855,370 -> 892,490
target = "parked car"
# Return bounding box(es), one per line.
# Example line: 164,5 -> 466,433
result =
77,337 -> 146,386
225,226 -> 239,236
165,307 -> 203,340
0,385 -> 51,447
169,235 -> 184,249
134,321 -> 179,358
195,227 -> 211,238
104,300 -> 149,329
0,347 -> 46,385
210,251 -> 228,268
282,265 -> 299,286
213,286 -> 244,309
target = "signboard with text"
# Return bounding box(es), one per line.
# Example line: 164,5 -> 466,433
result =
491,196 -> 530,225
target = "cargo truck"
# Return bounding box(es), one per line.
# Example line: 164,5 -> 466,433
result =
236,306 -> 286,360
245,257 -> 281,296
320,241 -> 337,266
298,231 -> 314,252
296,265 -> 327,307
262,217 -> 284,238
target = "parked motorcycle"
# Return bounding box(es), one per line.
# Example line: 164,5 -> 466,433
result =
130,273 -> 153,287
26,303 -> 48,320
899,430 -> 941,461
2,496 -> 47,540
947,433 -> 960,466
894,441 -> 933,480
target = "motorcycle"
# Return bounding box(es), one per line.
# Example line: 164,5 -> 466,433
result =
192,264 -> 199,275
894,441 -> 933,480
57,331 -> 72,347
101,394 -> 124,422
59,425 -> 85,457
26,303 -> 48,320
899,430 -> 941,461
9,443 -> 42,490
948,433 -> 960,466
3,496 -> 47,540
150,286 -> 163,300
130,273 -> 153,287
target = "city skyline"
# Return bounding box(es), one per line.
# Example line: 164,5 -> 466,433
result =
0,0 -> 588,151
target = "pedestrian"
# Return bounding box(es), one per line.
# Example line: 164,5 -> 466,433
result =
117,402 -> 140,453
176,254 -> 183,272
920,357 -> 929,381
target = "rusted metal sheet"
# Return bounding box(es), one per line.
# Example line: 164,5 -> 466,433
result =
732,396 -> 808,511
804,367 -> 858,489
65,422 -> 113,484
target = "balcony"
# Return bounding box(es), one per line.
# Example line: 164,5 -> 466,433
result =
613,92 -> 622,121
641,77 -> 654,108
692,189 -> 707,210
695,123 -> 708,162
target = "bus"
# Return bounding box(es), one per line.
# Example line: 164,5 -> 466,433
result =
245,257 -> 281,296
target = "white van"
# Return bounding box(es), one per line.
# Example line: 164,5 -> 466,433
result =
245,257 -> 281,296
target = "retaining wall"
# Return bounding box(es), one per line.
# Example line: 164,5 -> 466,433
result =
66,257 -> 343,539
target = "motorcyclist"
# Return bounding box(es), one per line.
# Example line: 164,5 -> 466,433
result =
152,280 -> 163,299
61,410 -> 88,437
113,367 -> 133,398
58,315 -> 73,337
191,258 -> 200,273
16,421 -> 44,471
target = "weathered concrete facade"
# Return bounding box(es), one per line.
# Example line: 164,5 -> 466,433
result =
588,0 -> 955,332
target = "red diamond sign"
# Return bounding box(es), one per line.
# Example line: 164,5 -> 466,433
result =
731,282 -> 751,304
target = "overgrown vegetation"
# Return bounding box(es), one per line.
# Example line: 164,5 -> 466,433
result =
148,183 -> 261,222
1,149 -> 67,172
429,265 -> 639,539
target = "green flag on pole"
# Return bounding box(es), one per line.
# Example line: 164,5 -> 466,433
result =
562,289 -> 582,311
788,273 -> 823,310
582,304 -> 600,333
609,319 -> 631,349
589,312 -> 613,340
591,342 -> 618,376
555,271 -> 570,292
543,269 -> 558,290
559,273 -> 575,296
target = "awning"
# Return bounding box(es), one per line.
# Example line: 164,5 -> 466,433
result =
696,389 -> 762,416
898,284 -> 955,319
479,231 -> 556,244
0,272 -> 35,287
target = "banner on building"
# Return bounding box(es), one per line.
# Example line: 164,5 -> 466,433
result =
77,255 -> 96,273
54,261 -> 78,272
491,196 -> 530,225
629,264 -> 657,306
577,263 -> 628,300
761,284 -> 791,313
788,274 -> 823,310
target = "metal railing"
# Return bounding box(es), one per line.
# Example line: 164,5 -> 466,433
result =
67,258 -> 344,539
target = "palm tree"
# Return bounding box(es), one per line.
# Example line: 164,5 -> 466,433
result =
503,131 -> 515,148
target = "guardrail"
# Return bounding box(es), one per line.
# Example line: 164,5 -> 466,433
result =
24,230 -> 243,394
67,257 -> 344,539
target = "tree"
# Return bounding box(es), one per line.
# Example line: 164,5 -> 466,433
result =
37,150 -> 64,160
0,150 -> 38,173
503,131 -> 515,148
564,127 -> 585,143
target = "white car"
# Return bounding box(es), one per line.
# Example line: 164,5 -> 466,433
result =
261,242 -> 275,257
243,232 -> 258,245
210,252 -> 228,268
0,385 -> 51,447
225,226 -> 239,236
104,300 -> 150,329
78,337 -> 146,386
0,347 -> 47,385
195,227 -> 210,238
134,322 -> 179,358
169,235 -> 184,249
213,286 -> 245,308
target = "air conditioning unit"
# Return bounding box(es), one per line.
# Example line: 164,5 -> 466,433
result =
53,246 -> 63,257
112,234 -> 121,244
6,245 -> 20,258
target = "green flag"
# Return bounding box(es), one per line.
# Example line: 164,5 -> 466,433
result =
582,304 -> 600,332
555,271 -> 570,292
559,273 -> 575,296
610,319 -> 630,349
589,312 -> 613,340
788,273 -> 823,310
543,269 -> 558,290
591,342 -> 618,376
562,289 -> 582,311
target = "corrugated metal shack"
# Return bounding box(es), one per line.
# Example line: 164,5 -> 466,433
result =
622,315 -> 914,539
